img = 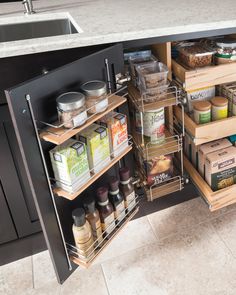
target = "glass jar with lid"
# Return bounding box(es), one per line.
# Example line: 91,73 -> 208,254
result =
81,80 -> 108,114
215,39 -> 236,64
56,92 -> 88,129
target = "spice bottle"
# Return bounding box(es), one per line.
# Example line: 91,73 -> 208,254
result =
109,176 -> 126,223
119,167 -> 136,211
96,187 -> 115,235
84,197 -> 103,245
72,208 -> 94,261
56,92 -> 87,128
81,80 -> 108,114
192,101 -> 211,124
210,96 -> 228,121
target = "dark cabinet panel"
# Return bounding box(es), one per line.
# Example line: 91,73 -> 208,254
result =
5,44 -> 124,284
0,183 -> 17,245
0,106 -> 41,238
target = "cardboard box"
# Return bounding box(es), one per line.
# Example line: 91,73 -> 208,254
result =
50,139 -> 90,193
186,86 -> 215,113
98,112 -> 128,157
205,146 -> 236,191
77,124 -> 110,173
198,138 -> 232,178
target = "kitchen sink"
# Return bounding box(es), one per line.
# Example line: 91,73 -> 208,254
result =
0,17 -> 80,43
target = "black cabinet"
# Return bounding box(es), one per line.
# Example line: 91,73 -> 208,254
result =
0,105 -> 41,240
5,44 -> 125,284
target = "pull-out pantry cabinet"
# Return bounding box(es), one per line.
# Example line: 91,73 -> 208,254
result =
4,40 -> 201,283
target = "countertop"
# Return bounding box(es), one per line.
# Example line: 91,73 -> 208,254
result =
1,0 -> 236,58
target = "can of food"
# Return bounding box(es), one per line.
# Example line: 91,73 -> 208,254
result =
210,96 -> 228,121
192,101 -> 211,124
135,107 -> 165,143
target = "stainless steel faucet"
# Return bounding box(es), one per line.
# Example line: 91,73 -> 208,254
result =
22,0 -> 36,14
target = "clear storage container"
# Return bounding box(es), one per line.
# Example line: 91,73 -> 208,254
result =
136,61 -> 168,90
142,83 -> 169,103
178,43 -> 214,68
129,55 -> 158,86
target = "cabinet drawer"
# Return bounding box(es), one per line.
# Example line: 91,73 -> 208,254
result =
174,105 -> 236,145
172,59 -> 236,91
184,155 -> 236,211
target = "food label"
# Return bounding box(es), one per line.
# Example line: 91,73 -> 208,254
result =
101,214 -> 115,235
96,98 -> 108,113
91,220 -> 103,243
211,167 -> 236,191
73,111 -> 87,127
125,191 -> 136,209
114,201 -> 126,222
212,108 -> 228,120
199,112 -> 211,124
143,109 -> 165,143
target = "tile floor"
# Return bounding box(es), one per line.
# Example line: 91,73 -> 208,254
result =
1,197 -> 236,295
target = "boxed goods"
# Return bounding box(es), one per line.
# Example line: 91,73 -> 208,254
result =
177,42 -> 214,68
218,82 -> 236,116
198,138 -> 232,177
77,124 -> 110,173
205,146 -> 236,191
145,155 -> 173,186
50,139 -> 90,193
186,86 -> 215,113
98,112 -> 128,157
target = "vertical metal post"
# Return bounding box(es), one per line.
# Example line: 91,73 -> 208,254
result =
105,58 -> 112,94
25,95 -> 72,271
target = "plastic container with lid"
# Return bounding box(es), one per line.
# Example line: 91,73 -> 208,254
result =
56,92 -> 87,129
177,42 -> 214,68
215,39 -> 236,64
142,83 -> 170,103
210,96 -> 228,121
192,101 -> 211,124
136,61 -> 168,90
129,54 -> 158,86
81,80 -> 108,114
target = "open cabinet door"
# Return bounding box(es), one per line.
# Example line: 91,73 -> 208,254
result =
5,44 -> 124,284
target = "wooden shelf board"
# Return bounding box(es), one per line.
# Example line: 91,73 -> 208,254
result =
146,178 -> 183,201
174,105 -> 236,145
184,155 -> 236,211
71,206 -> 139,268
53,145 -> 132,200
40,95 -> 126,145
133,128 -> 180,159
128,83 -> 176,111
172,59 -> 236,91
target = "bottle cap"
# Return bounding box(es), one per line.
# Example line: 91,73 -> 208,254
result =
96,186 -> 108,202
119,167 -> 130,181
72,208 -> 86,227
84,197 -> 96,214
109,176 -> 119,191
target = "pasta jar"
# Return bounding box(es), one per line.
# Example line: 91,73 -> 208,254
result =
135,107 -> 165,144
192,101 -> 211,124
56,92 -> 87,129
210,96 -> 228,121
81,80 -> 108,114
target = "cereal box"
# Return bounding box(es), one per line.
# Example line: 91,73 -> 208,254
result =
198,138 -> 232,178
205,146 -> 236,191
77,124 -> 110,173
50,139 -> 90,193
98,112 -> 128,157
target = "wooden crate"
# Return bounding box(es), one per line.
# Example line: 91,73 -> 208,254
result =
172,59 -> 236,91
174,105 -> 236,145
184,155 -> 236,211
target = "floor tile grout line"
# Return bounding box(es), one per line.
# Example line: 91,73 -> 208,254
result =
209,220 -> 236,260
31,255 -> 35,289
100,264 -> 111,295
146,215 -> 160,241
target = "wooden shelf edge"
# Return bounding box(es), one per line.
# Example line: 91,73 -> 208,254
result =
40,95 -> 126,145
184,155 -> 236,211
53,145 -> 132,200
70,206 -> 139,268
128,83 -> 177,111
